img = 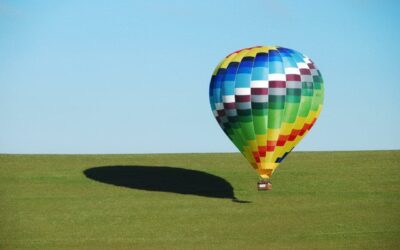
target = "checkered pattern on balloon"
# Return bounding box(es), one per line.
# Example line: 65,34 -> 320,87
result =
209,46 -> 324,179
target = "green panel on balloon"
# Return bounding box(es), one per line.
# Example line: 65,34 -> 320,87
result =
286,95 -> 301,103
268,109 -> 284,129
252,109 -> 268,116
283,103 -> 300,123
240,123 -> 256,140
252,103 -> 269,110
253,116 -> 268,134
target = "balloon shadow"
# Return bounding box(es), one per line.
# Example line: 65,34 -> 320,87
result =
83,166 -> 249,203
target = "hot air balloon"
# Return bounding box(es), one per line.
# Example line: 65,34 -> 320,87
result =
209,46 -> 324,190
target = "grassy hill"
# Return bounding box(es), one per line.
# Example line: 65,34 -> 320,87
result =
1,151 -> 399,249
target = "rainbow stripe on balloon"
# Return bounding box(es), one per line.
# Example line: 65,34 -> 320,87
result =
209,46 -> 324,179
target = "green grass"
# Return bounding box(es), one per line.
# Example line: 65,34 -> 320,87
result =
1,151 -> 399,249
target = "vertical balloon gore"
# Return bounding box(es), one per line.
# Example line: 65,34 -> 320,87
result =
209,46 -> 324,180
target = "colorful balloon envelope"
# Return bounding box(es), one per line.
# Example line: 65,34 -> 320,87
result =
209,46 -> 324,180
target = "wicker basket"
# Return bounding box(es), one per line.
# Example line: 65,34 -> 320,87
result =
257,180 -> 272,191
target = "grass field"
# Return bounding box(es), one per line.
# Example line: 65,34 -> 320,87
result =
1,151 -> 399,249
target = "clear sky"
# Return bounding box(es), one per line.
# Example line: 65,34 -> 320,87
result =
1,0 -> 399,154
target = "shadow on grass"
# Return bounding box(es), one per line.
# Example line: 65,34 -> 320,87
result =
83,165 -> 249,203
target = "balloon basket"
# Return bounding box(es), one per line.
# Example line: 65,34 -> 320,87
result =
257,180 -> 272,191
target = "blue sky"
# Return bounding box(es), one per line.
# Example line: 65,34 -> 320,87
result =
1,0 -> 399,154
